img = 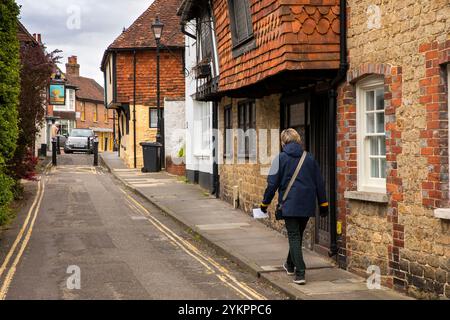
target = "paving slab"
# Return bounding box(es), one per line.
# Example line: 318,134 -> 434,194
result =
100,152 -> 412,300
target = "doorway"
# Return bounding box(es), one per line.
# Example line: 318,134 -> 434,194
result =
281,93 -> 331,251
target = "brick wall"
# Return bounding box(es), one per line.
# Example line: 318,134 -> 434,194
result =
218,94 -> 321,247
218,95 -> 300,234
115,50 -> 185,107
338,0 -> 450,299
76,100 -> 114,130
115,49 -> 185,169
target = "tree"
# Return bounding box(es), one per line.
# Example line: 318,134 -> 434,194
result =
0,0 -> 20,224
8,41 -> 60,182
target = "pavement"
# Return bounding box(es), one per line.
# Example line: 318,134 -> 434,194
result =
100,152 -> 412,300
0,153 -> 286,300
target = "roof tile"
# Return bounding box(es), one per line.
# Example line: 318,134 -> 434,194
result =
108,0 -> 184,49
66,75 -> 104,103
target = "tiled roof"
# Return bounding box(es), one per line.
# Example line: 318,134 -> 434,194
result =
66,75 -> 104,103
17,21 -> 39,44
108,0 -> 184,50
213,0 -> 341,92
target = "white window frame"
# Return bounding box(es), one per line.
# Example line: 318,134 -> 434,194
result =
53,88 -> 75,112
149,108 -> 158,128
357,75 -> 387,193
193,101 -> 211,158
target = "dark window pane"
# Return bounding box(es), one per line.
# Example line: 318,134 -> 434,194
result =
376,88 -> 385,110
366,90 -> 375,111
200,14 -> 213,59
251,102 -> 256,129
371,158 -> 379,178
369,136 -> 379,156
229,0 -> 253,46
366,113 -> 375,134
224,107 -> 233,157
376,112 -> 385,133
380,159 -> 387,179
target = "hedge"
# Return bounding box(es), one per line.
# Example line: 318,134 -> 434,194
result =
0,0 -> 20,224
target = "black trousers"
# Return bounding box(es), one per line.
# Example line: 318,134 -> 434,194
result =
285,217 -> 310,276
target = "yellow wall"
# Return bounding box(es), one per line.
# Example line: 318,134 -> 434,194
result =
119,105 -> 157,168
96,132 -> 114,153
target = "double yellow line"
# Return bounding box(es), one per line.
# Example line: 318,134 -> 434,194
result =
0,164 -> 49,300
121,189 -> 267,300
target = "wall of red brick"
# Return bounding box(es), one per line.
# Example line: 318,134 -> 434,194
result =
419,40 -> 450,210
75,100 -> 114,130
336,64 -> 403,284
166,158 -> 186,176
337,16 -> 449,300
115,50 -> 185,106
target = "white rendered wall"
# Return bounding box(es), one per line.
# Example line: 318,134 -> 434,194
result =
184,32 -> 213,175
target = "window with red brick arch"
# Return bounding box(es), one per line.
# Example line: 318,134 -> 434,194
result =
356,75 -> 387,193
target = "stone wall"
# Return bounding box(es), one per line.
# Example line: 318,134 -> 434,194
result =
119,104 -> 157,169
218,94 -> 317,248
218,95 -> 279,223
337,0 -> 450,299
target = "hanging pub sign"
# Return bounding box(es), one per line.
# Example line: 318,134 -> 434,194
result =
49,82 -> 66,106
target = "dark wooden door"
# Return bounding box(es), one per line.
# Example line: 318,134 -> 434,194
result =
309,94 -> 330,250
281,93 -> 330,250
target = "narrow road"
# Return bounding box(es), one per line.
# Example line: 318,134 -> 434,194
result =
0,154 -> 285,300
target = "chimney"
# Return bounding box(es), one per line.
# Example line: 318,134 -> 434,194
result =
37,34 -> 42,44
65,55 -> 80,77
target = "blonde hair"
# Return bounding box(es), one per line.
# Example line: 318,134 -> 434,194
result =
281,128 -> 302,147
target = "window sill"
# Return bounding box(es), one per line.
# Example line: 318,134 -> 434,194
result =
232,37 -> 256,58
434,208 -> 450,220
344,191 -> 388,203
193,152 -> 211,159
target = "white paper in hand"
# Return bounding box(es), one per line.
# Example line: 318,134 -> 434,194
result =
253,208 -> 269,219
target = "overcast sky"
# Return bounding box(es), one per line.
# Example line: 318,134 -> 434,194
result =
18,0 -> 155,85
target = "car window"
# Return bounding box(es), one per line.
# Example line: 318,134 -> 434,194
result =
70,129 -> 93,137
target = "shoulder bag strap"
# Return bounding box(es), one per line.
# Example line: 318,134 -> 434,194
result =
282,151 -> 307,203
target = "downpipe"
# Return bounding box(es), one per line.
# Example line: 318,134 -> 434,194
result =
328,0 -> 348,258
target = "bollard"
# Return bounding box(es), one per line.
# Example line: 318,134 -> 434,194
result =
87,137 -> 91,151
56,136 -> 61,155
41,143 -> 47,157
52,140 -> 57,166
93,140 -> 99,166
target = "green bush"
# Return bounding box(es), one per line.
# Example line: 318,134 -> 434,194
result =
0,0 -> 20,224
0,172 -> 14,225
178,145 -> 185,158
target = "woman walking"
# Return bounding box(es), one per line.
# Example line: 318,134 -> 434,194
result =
260,129 -> 329,285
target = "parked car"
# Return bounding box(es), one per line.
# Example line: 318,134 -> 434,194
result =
64,129 -> 96,154
56,134 -> 67,147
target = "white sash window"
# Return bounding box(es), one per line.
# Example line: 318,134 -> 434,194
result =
357,76 -> 386,193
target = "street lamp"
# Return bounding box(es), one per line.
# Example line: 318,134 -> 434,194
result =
152,16 -> 164,170
152,16 -> 164,41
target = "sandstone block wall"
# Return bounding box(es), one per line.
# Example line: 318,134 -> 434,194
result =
338,0 -> 450,299
217,94 -> 317,248
119,105 -> 157,169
